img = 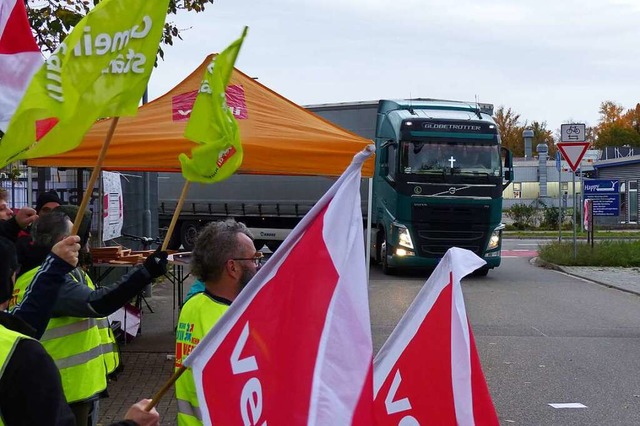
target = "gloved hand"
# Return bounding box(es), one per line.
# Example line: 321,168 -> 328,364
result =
143,248 -> 168,279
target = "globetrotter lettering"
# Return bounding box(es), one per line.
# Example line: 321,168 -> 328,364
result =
384,369 -> 420,425
231,321 -> 266,426
44,15 -> 155,103
423,123 -> 482,131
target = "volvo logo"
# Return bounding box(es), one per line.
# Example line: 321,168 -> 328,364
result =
448,187 -> 457,195
414,186 -> 422,194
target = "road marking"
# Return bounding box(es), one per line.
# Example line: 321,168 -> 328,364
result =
548,403 -> 588,409
501,250 -> 538,257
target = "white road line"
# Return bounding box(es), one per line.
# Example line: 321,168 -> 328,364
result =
548,403 -> 588,409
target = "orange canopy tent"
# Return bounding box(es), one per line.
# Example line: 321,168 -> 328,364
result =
28,54 -> 374,177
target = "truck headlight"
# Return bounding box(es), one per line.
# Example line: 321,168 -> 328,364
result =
392,223 -> 414,249
487,226 -> 503,250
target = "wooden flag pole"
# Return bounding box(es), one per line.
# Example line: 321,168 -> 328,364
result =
145,366 -> 187,411
71,117 -> 120,235
161,180 -> 191,251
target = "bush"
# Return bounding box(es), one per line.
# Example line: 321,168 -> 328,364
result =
505,201 -> 544,229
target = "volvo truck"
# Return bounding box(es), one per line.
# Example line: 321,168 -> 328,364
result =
159,99 -> 513,275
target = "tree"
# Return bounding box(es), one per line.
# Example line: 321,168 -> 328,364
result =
26,0 -> 215,59
493,106 -> 526,157
593,100 -> 640,148
530,121 -> 556,157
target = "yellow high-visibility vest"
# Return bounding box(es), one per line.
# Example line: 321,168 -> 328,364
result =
13,267 -> 107,403
0,324 -> 32,425
175,292 -> 228,426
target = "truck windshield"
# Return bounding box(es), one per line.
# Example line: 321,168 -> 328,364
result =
400,140 -> 501,177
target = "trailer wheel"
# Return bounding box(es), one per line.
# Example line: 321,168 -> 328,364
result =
180,221 -> 199,251
380,235 -> 395,275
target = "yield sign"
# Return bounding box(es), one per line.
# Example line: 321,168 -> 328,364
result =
557,142 -> 590,172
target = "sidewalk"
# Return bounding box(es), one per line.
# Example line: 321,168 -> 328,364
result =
534,257 -> 640,296
98,273 -> 193,426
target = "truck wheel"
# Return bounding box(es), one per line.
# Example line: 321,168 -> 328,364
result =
374,230 -> 384,264
381,236 -> 395,275
472,266 -> 490,277
180,221 -> 199,251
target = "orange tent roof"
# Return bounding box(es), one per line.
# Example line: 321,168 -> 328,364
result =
28,55 -> 374,177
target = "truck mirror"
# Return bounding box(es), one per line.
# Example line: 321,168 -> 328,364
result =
379,139 -> 397,150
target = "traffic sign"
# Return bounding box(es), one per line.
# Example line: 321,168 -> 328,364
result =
557,142 -> 590,172
560,123 -> 586,142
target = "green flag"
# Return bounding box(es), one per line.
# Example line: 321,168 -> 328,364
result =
0,0 -> 170,167
180,27 -> 248,183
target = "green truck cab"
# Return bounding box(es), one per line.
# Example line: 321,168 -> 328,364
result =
372,99 -> 513,275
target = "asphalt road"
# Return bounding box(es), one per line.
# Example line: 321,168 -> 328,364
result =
368,241 -> 640,425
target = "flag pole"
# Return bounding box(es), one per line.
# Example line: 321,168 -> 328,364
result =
161,180 -> 191,251
145,366 -> 187,411
71,117 -> 120,235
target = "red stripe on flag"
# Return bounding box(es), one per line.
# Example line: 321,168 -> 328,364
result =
0,0 -> 40,54
201,206 -> 340,424
373,277 -> 457,424
469,323 -> 500,425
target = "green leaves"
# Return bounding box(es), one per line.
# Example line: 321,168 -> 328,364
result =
27,0 -> 214,60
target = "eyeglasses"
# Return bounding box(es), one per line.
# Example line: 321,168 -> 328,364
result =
232,251 -> 264,267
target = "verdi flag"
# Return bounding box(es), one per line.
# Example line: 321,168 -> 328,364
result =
182,146 -> 375,425
0,0 -> 169,167
0,0 -> 43,132
373,247 -> 499,425
180,26 -> 248,183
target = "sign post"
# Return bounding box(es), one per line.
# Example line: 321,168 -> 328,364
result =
557,124 -> 589,259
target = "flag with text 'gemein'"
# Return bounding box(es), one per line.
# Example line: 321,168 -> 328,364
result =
183,146 -> 376,425
373,247 -> 499,425
180,27 -> 247,183
0,0 -> 169,167
0,0 -> 42,132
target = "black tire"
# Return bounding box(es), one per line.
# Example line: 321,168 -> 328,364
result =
180,221 -> 199,251
166,227 -> 182,251
472,266 -> 490,277
374,229 -> 384,264
381,233 -> 395,275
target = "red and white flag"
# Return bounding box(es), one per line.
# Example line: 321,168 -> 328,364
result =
183,146 -> 375,425
373,247 -> 499,425
0,0 -> 42,132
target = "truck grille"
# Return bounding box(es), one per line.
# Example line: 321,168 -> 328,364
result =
411,204 -> 490,257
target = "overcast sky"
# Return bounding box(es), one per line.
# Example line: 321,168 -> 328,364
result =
148,0 -> 640,134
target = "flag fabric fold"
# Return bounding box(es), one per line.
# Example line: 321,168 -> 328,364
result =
183,145 -> 376,425
373,247 -> 499,426
0,0 -> 170,166
180,27 -> 248,183
0,0 -> 42,132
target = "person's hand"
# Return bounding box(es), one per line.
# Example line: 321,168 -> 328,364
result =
143,248 -> 168,278
15,207 -> 37,229
51,235 -> 81,267
123,399 -> 160,426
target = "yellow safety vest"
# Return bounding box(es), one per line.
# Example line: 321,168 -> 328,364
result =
0,324 -> 32,425
175,292 -> 229,426
12,267 -> 107,404
70,270 -> 121,376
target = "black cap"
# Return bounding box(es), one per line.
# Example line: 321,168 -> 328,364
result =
0,237 -> 18,304
53,205 -> 92,247
35,190 -> 62,214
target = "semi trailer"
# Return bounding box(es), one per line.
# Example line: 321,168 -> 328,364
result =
159,98 -> 514,275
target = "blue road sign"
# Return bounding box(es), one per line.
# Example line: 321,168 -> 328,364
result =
584,179 -> 620,216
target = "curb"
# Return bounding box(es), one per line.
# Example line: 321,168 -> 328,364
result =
532,257 -> 640,297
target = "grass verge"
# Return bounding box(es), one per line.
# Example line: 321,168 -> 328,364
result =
538,240 -> 640,266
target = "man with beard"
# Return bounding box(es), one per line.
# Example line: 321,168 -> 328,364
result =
174,219 -> 260,426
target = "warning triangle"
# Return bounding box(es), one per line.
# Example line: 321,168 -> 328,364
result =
557,142 -> 590,172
